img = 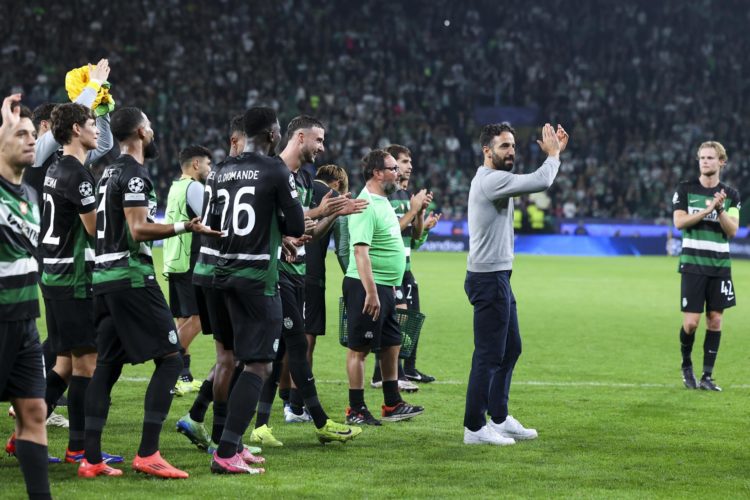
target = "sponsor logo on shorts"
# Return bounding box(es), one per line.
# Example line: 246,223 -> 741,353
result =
364,331 -> 373,339
682,297 -> 687,308
168,330 -> 178,344
283,317 -> 293,330
273,339 -> 279,352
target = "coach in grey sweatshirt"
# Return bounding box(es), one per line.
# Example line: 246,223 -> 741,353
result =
463,122 -> 568,446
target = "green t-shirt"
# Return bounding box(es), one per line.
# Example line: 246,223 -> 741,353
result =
345,188 -> 405,286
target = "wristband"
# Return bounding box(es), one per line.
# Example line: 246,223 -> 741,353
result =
174,222 -> 187,235
716,205 -> 724,215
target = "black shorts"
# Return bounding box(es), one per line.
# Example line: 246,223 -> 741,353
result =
196,285 -> 234,349
224,290 -> 282,363
342,276 -> 401,352
168,272 -> 200,318
680,273 -> 737,313
304,281 -> 326,336
280,280 -> 305,337
94,287 -> 180,365
0,319 -> 46,401
396,270 -> 420,310
44,297 -> 97,354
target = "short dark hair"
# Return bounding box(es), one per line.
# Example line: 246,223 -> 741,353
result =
386,144 -> 410,160
362,149 -> 391,181
111,107 -> 145,142
243,107 -> 277,137
179,145 -> 212,166
17,104 -> 33,121
230,114 -> 245,136
286,115 -> 325,140
32,103 -> 57,130
1,102 -> 33,126
50,103 -> 95,145
479,123 -> 516,148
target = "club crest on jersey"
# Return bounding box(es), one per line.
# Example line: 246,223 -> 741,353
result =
288,174 -> 296,190
79,181 -> 93,197
283,317 -> 293,330
395,289 -> 404,300
128,177 -> 145,193
168,330 -> 178,345
19,201 -> 28,215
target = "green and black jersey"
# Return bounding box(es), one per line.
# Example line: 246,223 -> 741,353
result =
192,167 -> 221,288
211,152 -> 304,296
672,179 -> 741,277
93,155 -> 159,293
40,155 -> 96,299
0,176 -> 40,321
279,167 -> 314,287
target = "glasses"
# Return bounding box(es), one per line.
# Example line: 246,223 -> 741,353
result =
378,166 -> 399,173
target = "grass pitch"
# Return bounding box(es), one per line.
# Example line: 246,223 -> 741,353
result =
2,251 -> 749,498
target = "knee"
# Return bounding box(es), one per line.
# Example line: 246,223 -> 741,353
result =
683,319 -> 699,334
706,313 -> 723,331
16,400 -> 47,428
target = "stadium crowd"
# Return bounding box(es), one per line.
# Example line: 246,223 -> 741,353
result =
2,0 -> 749,221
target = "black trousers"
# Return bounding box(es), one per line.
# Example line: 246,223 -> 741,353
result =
463,270 -> 522,431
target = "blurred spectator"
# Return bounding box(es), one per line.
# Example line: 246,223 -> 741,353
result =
1,0 -> 747,221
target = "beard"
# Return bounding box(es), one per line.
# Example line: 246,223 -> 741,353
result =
144,138 -> 160,159
383,180 -> 398,196
492,152 -> 514,171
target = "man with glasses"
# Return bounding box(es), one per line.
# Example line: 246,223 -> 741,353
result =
344,149 -> 424,425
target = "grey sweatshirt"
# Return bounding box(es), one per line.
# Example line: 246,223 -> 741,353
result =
32,86 -> 113,168
466,156 -> 560,272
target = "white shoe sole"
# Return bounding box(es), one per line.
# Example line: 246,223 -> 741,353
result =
496,431 -> 537,441
463,436 -> 515,446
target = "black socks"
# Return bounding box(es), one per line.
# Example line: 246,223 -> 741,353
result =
702,330 -> 721,377
15,439 -> 51,500
679,327 -> 695,368
349,389 -> 365,409
67,375 -> 91,451
218,371 -> 263,459
45,370 -> 68,418
84,363 -> 122,464
382,380 -> 401,407
189,379 -> 214,423
138,355 -> 182,457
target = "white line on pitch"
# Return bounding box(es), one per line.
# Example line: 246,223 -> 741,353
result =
118,376 -> 750,389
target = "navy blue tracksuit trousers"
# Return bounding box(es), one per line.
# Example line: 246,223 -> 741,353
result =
463,270 -> 522,431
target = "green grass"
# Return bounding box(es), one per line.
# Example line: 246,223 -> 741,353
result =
3,251 -> 750,498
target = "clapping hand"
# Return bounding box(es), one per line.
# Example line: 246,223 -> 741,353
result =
536,123 -> 561,157
89,59 -> 110,82
424,211 -> 442,230
556,124 -> 569,153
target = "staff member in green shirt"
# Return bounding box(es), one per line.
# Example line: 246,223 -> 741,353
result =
343,149 -> 424,426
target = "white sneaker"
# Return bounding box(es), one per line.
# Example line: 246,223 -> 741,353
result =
370,380 -> 383,389
283,403 -> 312,423
463,425 -> 515,446
398,379 -> 419,393
46,412 -> 69,428
488,415 -> 538,440
8,405 -> 15,419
